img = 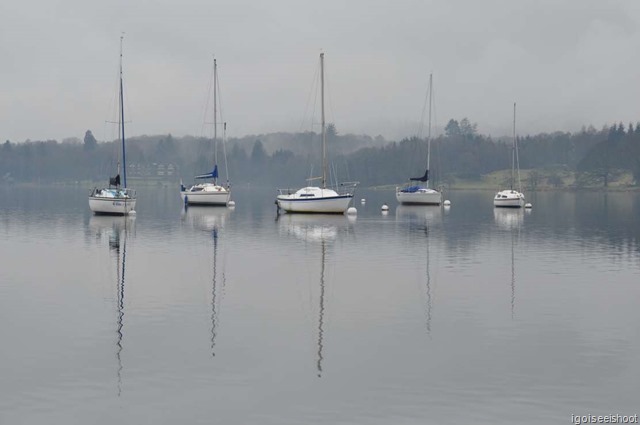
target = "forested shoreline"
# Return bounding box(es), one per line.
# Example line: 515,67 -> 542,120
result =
2,119 -> 639,189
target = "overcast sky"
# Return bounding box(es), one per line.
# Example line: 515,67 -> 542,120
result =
2,0 -> 640,143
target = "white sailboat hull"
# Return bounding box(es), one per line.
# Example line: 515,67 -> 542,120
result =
396,187 -> 442,205
277,194 -> 353,213
181,184 -> 230,206
493,190 -> 525,208
89,195 -> 137,215
276,187 -> 353,213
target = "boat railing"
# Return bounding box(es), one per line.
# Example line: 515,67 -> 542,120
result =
335,181 -> 359,196
122,188 -> 136,198
277,188 -> 295,196
396,182 -> 445,193
90,187 -> 136,198
276,181 -> 359,197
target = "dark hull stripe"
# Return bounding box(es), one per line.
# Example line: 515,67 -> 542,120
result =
92,211 -> 130,216
89,198 -> 135,202
400,202 -> 441,205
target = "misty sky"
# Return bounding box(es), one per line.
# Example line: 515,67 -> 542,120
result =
2,0 -> 640,143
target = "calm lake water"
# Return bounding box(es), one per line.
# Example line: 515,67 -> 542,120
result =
1,185 -> 639,424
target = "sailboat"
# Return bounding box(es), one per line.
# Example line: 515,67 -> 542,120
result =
494,103 -> 525,208
396,73 -> 442,205
180,58 -> 231,206
276,53 -> 358,214
89,35 -> 137,215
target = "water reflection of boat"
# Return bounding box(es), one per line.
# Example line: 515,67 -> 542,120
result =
209,217 -> 223,357
395,205 -> 442,226
493,208 -> 524,230
180,206 -> 230,232
277,213 -> 352,242
424,223 -> 433,334
493,208 -> 520,317
277,214 -> 353,377
89,215 -> 133,395
509,230 -> 516,318
395,206 -> 437,334
89,215 -> 136,240
181,206 -> 230,356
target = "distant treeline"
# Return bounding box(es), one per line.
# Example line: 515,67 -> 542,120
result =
1,119 -> 639,188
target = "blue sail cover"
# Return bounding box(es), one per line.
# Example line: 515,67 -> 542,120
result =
402,185 -> 422,193
195,165 -> 218,179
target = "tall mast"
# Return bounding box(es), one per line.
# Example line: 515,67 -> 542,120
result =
213,58 -> 218,184
511,102 -> 516,190
426,73 -> 433,188
119,34 -> 127,188
320,52 -> 326,189
223,121 -> 229,185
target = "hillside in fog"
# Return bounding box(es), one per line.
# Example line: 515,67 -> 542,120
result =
2,119 -> 639,189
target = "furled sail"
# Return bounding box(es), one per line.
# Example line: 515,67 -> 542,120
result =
410,169 -> 429,182
195,165 -> 218,180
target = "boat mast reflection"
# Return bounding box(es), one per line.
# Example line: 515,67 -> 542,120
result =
90,215 -> 134,396
277,214 -> 353,377
396,205 -> 441,335
115,224 -> 126,395
511,229 -> 516,319
494,208 -> 522,318
424,224 -> 432,334
181,206 -> 230,357
211,225 -> 219,357
317,238 -> 326,377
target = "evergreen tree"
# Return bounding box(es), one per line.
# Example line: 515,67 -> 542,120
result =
251,140 -> 267,164
445,119 -> 460,137
83,130 -> 97,151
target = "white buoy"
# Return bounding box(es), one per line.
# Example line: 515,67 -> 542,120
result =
360,198 -> 366,204
227,200 -> 236,208
524,203 -> 532,209
346,207 -> 357,215
381,204 -> 389,211
443,200 -> 451,206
